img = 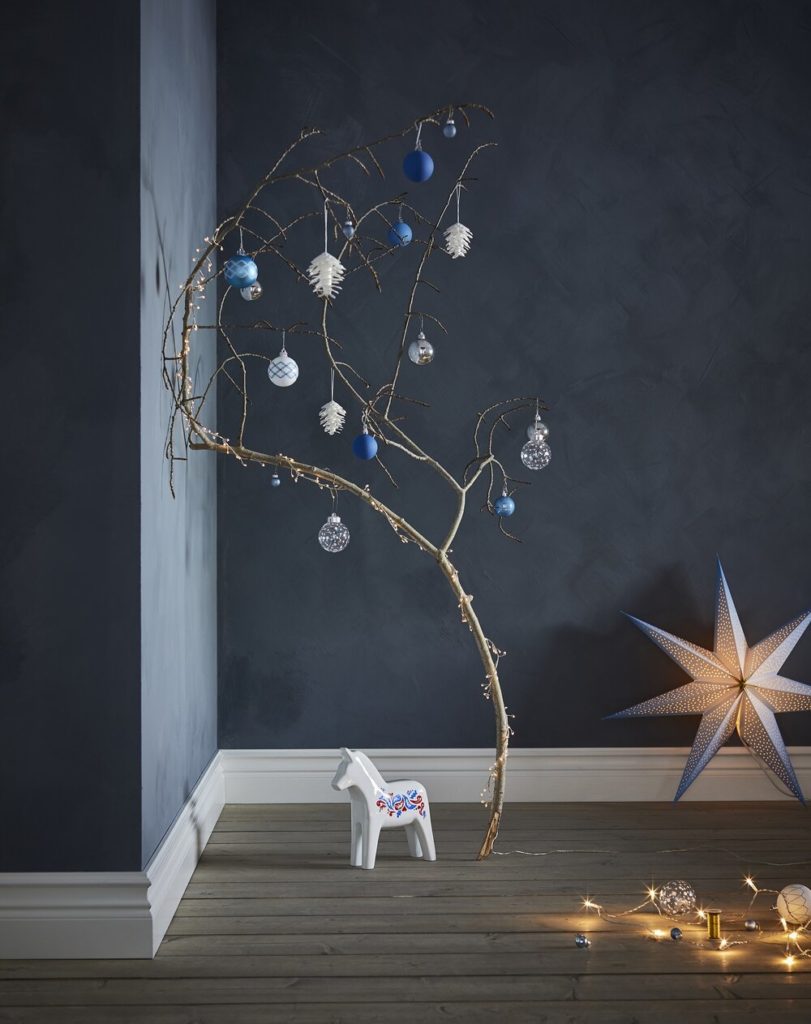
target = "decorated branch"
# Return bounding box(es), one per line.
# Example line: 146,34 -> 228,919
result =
162,103 -> 553,859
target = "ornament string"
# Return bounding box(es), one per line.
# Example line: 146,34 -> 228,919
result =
414,122 -> 423,151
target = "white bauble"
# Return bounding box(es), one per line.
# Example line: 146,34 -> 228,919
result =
267,347 -> 299,387
777,884 -> 811,924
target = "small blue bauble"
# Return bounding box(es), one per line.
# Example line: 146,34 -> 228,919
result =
494,495 -> 515,517
352,432 -> 378,460
443,120 -> 457,138
574,933 -> 590,949
343,219 -> 355,239
403,149 -> 434,183
224,253 -> 258,289
270,472 -> 281,488
388,221 -> 413,247
670,927 -> 682,941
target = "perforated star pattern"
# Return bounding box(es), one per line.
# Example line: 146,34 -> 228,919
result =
608,561 -> 811,801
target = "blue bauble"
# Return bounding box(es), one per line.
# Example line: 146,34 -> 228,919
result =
388,221 -> 413,247
670,927 -> 682,941
494,495 -> 515,517
403,149 -> 434,183
352,432 -> 378,460
224,253 -> 258,289
270,472 -> 281,488
443,120 -> 457,138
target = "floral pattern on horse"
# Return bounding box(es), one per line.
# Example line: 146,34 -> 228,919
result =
376,788 -> 427,818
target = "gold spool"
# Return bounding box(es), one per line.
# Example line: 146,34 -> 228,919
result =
706,909 -> 722,941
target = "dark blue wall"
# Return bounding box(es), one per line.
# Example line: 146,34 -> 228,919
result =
217,0 -> 811,750
0,1 -> 142,870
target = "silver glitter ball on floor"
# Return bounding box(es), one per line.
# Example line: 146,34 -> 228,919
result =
657,880 -> 697,918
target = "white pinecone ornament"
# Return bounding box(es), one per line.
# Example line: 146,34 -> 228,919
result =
307,251 -> 345,299
443,221 -> 473,259
319,399 -> 346,436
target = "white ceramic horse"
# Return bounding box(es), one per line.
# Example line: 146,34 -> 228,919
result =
331,748 -> 436,870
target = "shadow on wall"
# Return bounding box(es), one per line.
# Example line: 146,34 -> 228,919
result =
517,563 -> 725,748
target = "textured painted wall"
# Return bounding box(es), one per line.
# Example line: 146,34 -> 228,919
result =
215,0 -> 811,752
0,2 -> 142,870
140,0 -> 218,866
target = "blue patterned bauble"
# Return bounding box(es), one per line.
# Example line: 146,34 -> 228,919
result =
352,432 -> 378,460
574,933 -> 590,949
224,252 -> 258,289
670,927 -> 683,941
388,221 -> 413,247
403,149 -> 434,183
494,495 -> 515,517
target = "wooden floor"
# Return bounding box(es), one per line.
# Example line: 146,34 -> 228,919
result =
2,802 -> 811,1022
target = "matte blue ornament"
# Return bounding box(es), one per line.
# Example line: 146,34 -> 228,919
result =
443,118 -> 457,138
270,471 -> 281,488
388,221 -> 413,247
224,252 -> 258,289
352,432 -> 378,460
670,927 -> 682,941
403,148 -> 434,183
494,494 -> 515,517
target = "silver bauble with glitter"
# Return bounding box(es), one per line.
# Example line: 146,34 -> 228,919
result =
657,880 -> 697,918
520,438 -> 552,470
408,330 -> 434,365
240,282 -> 263,301
318,513 -> 350,553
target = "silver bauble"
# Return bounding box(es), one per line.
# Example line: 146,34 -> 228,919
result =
520,438 -> 552,470
574,933 -> 590,948
318,513 -> 350,553
744,919 -> 759,931
657,880 -> 697,918
408,330 -> 434,365
240,282 -> 263,301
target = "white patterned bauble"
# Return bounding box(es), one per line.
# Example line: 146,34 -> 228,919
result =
777,884 -> 811,924
267,347 -> 299,387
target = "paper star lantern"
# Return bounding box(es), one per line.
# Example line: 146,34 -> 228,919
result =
608,560 -> 811,801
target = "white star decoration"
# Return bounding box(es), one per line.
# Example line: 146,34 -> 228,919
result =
609,561 -> 811,801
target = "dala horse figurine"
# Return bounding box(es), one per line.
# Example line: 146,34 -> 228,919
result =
331,748 -> 436,869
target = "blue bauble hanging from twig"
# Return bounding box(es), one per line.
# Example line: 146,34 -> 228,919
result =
403,123 -> 434,182
388,219 -> 413,247
352,429 -> 378,460
224,251 -> 258,289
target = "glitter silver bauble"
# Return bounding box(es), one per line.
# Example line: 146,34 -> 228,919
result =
657,880 -> 697,918
318,513 -> 350,553
574,933 -> 590,948
744,919 -> 759,931
408,330 -> 434,365
267,347 -> 299,387
240,282 -> 263,301
527,418 -> 550,441
520,438 -> 552,470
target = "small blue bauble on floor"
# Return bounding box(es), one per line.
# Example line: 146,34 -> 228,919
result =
574,933 -> 590,949
224,253 -> 258,289
403,149 -> 434,183
352,432 -> 378,460
494,495 -> 515,517
388,221 -> 413,247
670,927 -> 682,941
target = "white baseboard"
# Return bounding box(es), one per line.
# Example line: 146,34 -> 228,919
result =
221,746 -> 811,804
0,752 -> 224,959
3,745 -> 809,958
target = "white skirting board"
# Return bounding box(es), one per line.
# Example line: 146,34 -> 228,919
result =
2,745 -> 809,959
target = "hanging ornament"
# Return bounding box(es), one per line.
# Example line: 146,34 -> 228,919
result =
319,369 -> 346,435
318,512 -> 350,553
403,123 -> 434,183
494,487 -> 515,517
270,471 -> 281,488
352,425 -> 378,460
408,316 -> 434,365
224,236 -> 258,289
443,184 -> 473,259
342,209 -> 355,239
388,208 -> 413,247
657,880 -> 697,918
267,330 -> 299,388
307,202 -> 346,299
521,407 -> 551,470
443,109 -> 457,138
240,282 -> 263,301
